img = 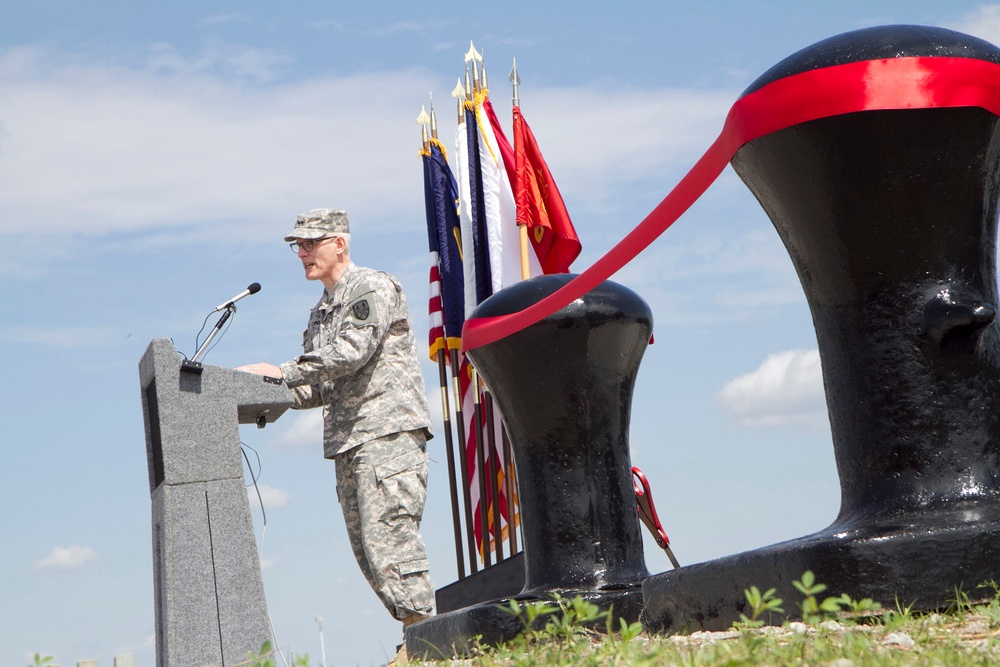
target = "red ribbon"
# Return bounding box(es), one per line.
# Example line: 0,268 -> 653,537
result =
462,56 -> 1000,351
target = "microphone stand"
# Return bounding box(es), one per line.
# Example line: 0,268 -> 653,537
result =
181,305 -> 236,375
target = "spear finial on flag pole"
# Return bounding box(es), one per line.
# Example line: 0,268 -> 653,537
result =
429,93 -> 439,140
464,40 -> 481,64
417,104 -> 430,148
481,49 -> 488,92
452,77 -> 465,122
465,40 -> 483,95
509,57 -> 520,108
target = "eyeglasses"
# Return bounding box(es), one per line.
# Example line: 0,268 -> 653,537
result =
289,237 -> 335,253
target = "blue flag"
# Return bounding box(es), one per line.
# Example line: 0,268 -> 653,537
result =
465,105 -> 493,307
422,138 -> 465,357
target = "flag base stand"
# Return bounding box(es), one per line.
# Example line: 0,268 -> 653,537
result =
408,585 -> 644,660
434,552 -> 525,614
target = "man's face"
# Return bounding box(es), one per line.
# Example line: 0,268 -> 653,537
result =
296,236 -> 344,287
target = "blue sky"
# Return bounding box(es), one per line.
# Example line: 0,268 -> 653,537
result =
4,2 -> 1000,666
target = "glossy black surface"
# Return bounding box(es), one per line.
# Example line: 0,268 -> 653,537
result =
736,106 -> 1000,525
644,25 -> 1000,633
742,24 -> 1000,96
407,275 -> 653,656
468,274 -> 652,594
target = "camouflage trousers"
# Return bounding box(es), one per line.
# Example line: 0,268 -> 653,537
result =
334,430 -> 435,620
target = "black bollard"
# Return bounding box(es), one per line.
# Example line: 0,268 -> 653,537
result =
407,274 -> 653,657
643,24 -> 1000,633
643,26 -> 1000,630
468,274 -> 652,595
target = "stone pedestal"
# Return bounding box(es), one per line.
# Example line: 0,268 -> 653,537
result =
139,338 -> 292,667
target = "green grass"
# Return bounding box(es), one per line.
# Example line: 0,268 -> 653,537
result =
431,614 -> 1000,666
233,576 -> 1000,666
410,576 -> 1000,667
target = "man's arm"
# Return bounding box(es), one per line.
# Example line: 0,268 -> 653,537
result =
236,362 -> 322,410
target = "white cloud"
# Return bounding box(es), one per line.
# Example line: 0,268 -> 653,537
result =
508,86 -> 735,215
614,226 -> 804,327
247,483 -> 290,510
281,409 -> 323,446
34,545 -> 97,571
947,5 -> 1000,45
144,40 -> 291,83
0,44 -> 439,239
717,349 -> 827,429
0,42 -> 737,248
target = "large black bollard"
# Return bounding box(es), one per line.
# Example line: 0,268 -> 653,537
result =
643,24 -> 1000,632
407,274 -> 652,657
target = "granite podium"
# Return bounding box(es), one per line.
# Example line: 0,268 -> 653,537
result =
139,337 -> 293,667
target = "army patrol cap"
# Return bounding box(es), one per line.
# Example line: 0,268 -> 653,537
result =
284,208 -> 350,241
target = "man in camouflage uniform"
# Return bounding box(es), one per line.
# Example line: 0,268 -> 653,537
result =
238,209 -> 435,643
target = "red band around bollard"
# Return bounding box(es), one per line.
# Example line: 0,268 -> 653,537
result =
461,56 -> 1000,352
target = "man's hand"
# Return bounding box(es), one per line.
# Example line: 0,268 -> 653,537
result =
236,362 -> 283,379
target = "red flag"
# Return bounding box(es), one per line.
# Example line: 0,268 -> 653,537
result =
513,106 -> 582,274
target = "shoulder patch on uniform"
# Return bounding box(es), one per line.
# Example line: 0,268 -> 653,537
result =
352,298 -> 371,321
346,280 -> 377,326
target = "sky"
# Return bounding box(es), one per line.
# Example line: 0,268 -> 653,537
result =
4,1 -> 1000,666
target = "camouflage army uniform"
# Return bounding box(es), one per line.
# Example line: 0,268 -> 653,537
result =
280,261 -> 435,620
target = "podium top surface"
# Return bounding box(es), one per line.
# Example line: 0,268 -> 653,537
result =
139,338 -> 295,489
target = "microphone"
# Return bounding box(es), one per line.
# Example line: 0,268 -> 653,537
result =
213,282 -> 261,312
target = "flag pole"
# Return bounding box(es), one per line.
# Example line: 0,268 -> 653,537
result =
463,45 -> 495,565
470,367 -> 492,567
434,96 -> 482,575
450,349 -> 478,573
448,75 -> 481,574
477,44 -> 508,562
503,57 -> 526,554
510,58 -> 532,281
501,428 -> 519,553
437,344 -> 467,579
419,105 -> 468,580
465,41 -> 496,568
454,41 -> 523,565
483,390 -> 505,562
